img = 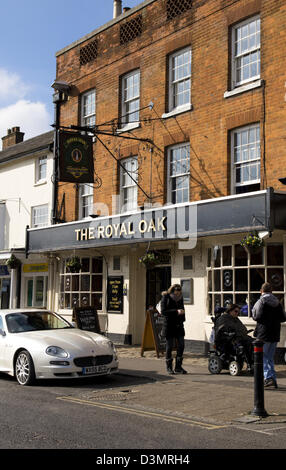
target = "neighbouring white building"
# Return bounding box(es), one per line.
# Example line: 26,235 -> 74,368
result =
0,127 -> 54,310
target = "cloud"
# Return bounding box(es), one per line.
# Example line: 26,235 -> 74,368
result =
0,68 -> 30,103
0,100 -> 52,149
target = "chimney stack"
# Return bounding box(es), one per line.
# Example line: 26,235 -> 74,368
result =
1,127 -> 25,150
113,0 -> 122,18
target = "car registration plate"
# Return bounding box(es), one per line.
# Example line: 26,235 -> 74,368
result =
83,365 -> 108,375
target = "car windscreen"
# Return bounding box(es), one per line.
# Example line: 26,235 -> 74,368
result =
6,311 -> 73,333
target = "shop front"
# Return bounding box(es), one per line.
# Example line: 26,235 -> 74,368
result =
26,189 -> 286,354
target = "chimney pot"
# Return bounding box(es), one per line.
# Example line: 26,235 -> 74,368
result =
113,0 -> 122,18
123,7 -> 131,13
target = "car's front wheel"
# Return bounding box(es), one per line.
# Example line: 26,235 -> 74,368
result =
15,350 -> 35,386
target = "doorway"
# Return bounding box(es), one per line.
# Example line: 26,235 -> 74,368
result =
146,266 -> 171,309
0,278 -> 10,309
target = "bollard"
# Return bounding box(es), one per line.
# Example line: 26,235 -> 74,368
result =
251,339 -> 268,417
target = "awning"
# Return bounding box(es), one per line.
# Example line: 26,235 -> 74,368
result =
26,188 -> 286,254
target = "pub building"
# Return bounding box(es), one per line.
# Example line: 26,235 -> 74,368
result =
26,188 -> 286,357
26,0 -> 286,358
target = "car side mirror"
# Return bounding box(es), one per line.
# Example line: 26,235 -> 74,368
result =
0,329 -> 6,337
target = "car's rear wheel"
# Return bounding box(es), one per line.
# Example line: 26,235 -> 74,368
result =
15,350 -> 35,386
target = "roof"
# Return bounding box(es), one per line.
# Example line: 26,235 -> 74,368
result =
56,0 -> 156,57
0,131 -> 54,165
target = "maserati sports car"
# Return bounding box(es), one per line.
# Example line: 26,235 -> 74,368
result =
0,309 -> 118,385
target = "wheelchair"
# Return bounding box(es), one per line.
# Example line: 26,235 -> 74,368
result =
208,308 -> 254,376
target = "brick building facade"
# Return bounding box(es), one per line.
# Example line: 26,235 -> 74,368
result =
27,0 -> 286,355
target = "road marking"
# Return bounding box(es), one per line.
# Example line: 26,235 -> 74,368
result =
57,396 -> 226,430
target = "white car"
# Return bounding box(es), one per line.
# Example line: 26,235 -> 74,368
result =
0,309 -> 118,386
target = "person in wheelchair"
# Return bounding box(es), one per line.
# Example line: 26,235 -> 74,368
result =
214,303 -> 254,369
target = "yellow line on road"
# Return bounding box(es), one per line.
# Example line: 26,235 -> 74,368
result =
57,396 -> 226,430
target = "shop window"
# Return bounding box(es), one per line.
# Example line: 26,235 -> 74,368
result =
59,257 -> 103,310
207,244 -> 285,316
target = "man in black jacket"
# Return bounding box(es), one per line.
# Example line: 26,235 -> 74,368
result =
252,282 -> 286,388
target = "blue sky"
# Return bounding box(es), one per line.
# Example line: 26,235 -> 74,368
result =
0,0 -> 142,148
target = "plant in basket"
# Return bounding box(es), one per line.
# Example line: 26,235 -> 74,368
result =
66,256 -> 82,273
6,254 -> 21,270
240,231 -> 264,253
139,251 -> 159,268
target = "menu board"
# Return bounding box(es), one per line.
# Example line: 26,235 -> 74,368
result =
141,308 -> 166,358
107,276 -> 124,313
73,306 -> 101,333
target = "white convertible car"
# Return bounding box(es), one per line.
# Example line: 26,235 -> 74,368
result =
0,309 -> 119,386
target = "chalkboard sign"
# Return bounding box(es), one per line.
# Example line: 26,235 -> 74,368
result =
141,308 -> 166,358
107,276 -> 124,313
73,306 -> 101,333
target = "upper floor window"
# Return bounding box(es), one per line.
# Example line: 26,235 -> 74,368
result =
121,70 -> 140,128
232,16 -> 260,88
168,47 -> 191,113
167,143 -> 190,204
120,156 -> 138,212
35,156 -> 47,184
32,204 -> 49,228
79,183 -> 93,219
81,89 -> 96,127
231,124 -> 260,194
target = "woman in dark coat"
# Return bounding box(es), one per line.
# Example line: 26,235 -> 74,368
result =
160,284 -> 187,374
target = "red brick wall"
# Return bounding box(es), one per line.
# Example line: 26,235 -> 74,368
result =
55,0 -> 286,221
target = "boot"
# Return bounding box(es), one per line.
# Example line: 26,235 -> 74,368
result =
175,356 -> 187,374
166,359 -> 174,375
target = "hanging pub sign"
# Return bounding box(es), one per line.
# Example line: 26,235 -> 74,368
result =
58,131 -> 94,183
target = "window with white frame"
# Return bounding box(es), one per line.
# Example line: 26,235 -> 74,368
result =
79,183 -> 94,218
120,156 -> 138,212
31,204 -> 49,228
81,89 -> 96,127
121,70 -> 140,127
59,257 -> 103,310
168,47 -> 191,112
232,16 -> 260,88
231,124 -> 260,194
167,143 -> 190,204
35,155 -> 47,183
207,244 -> 285,316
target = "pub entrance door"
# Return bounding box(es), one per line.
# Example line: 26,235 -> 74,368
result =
146,266 -> 171,310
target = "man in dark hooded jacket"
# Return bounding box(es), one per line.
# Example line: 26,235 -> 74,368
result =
252,282 -> 286,388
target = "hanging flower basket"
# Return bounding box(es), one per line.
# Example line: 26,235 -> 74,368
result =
139,251 -> 159,269
6,254 -> 21,270
240,231 -> 264,254
66,256 -> 82,273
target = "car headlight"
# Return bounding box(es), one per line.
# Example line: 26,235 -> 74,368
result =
46,346 -> 69,358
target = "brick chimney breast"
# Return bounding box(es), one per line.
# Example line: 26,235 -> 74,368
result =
1,126 -> 25,150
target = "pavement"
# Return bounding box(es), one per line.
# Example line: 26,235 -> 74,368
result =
114,345 -> 286,427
